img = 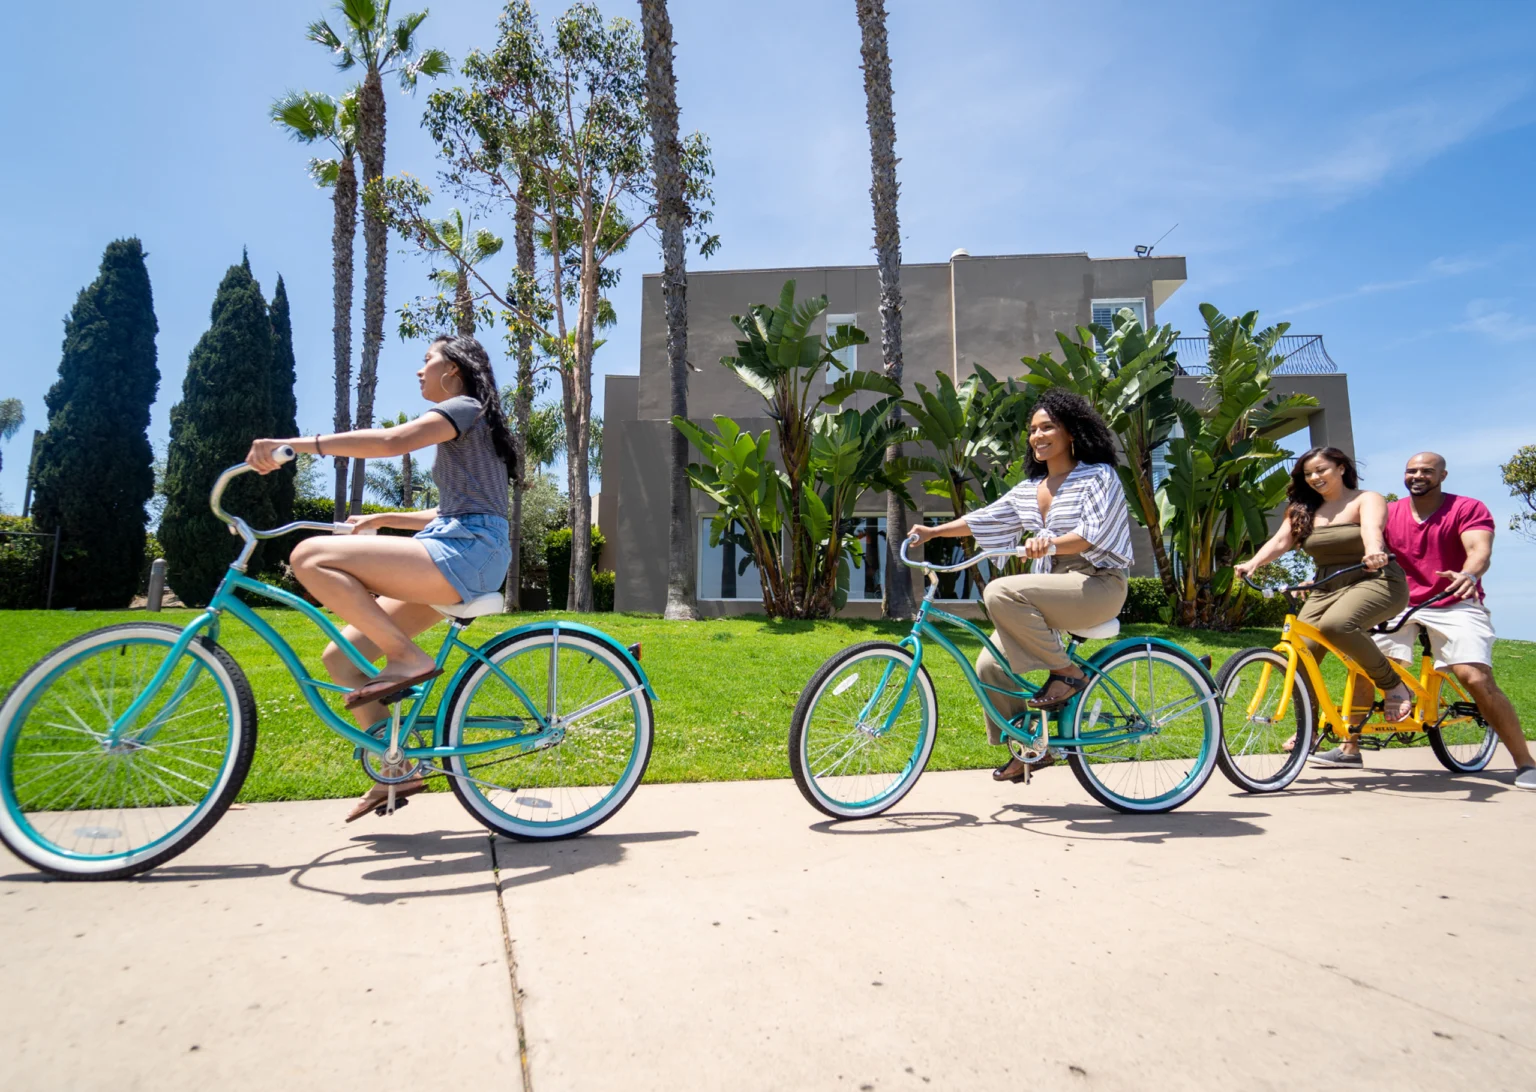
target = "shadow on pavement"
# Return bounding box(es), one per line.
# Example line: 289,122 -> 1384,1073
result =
1284,768 -> 1513,803
810,804 -> 1269,843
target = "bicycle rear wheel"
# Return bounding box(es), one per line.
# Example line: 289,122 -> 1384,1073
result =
789,642 -> 937,819
1214,647 -> 1316,792
1066,641 -> 1219,813
1425,674 -> 1496,773
442,628 -> 652,840
0,624 -> 255,880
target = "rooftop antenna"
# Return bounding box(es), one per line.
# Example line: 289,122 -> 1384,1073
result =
1135,222 -> 1178,258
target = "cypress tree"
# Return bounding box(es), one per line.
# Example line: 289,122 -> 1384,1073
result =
161,255 -> 277,605
31,238 -> 160,608
264,275 -> 300,566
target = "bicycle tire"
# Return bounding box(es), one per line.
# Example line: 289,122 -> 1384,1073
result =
1065,640 -> 1219,813
789,641 -> 937,819
1214,647 -> 1317,792
0,623 -> 256,880
1425,674 -> 1496,773
442,627 -> 653,841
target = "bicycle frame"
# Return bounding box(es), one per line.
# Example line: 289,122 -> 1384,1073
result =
101,567 -> 653,762
1254,614 -> 1467,736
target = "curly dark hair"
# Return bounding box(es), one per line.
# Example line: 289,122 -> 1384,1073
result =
430,334 -> 519,480
1285,445 -> 1358,543
1024,388 -> 1120,477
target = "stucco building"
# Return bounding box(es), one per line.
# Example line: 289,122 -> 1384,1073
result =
598,250 -> 1353,616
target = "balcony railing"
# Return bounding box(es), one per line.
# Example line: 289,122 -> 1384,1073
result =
1171,334 -> 1339,376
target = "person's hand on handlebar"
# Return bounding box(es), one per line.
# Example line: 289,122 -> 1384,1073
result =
345,513 -> 392,535
245,438 -> 292,475
1022,534 -> 1055,560
1232,559 -> 1261,584
1362,550 -> 1390,572
1435,568 -> 1479,599
906,524 -> 941,547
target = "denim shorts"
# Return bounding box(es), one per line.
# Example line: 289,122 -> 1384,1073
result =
415,514 -> 512,604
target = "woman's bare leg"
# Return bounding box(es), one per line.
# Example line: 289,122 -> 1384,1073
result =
291,535 -> 460,685
320,598 -> 446,730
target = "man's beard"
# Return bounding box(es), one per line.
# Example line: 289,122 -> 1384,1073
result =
1405,479 -> 1435,496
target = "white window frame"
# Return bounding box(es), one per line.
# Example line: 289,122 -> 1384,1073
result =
695,515 -> 766,602
826,313 -> 858,372
1091,297 -> 1147,331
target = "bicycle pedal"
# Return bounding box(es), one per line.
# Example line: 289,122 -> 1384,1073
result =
373,796 -> 411,818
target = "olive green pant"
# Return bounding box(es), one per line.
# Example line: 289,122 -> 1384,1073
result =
1295,565 -> 1410,695
975,556 -> 1128,745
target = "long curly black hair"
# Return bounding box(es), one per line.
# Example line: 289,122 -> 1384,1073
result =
1285,445 -> 1358,543
430,334 -> 519,480
1024,388 -> 1120,477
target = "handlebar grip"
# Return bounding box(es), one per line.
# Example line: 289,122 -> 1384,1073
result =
331,522 -> 378,535
273,445 -> 296,465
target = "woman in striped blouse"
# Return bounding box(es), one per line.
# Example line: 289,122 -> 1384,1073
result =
907,389 -> 1133,783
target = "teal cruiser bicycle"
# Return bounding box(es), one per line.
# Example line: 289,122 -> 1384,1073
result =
789,540 -> 1221,817
0,448 -> 655,880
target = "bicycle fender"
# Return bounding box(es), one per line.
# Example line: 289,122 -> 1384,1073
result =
472,620 -> 657,700
1089,635 -> 1218,690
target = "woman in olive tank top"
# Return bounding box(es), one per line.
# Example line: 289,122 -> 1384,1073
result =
1236,447 -> 1411,730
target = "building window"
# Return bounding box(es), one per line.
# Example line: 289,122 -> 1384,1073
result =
697,517 -> 764,601
1091,297 -> 1147,331
843,516 -> 885,600
826,313 -> 858,371
919,516 -> 1003,602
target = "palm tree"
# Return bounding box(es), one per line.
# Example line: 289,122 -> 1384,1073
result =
854,0 -> 915,619
271,88 -> 360,522
427,209 -> 504,337
0,398 -> 23,475
308,0 -> 449,516
640,0 -> 698,620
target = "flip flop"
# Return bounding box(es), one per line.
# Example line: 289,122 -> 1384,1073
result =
343,667 -> 443,710
344,778 -> 426,822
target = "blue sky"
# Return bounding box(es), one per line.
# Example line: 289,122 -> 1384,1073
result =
4,0 -> 1535,635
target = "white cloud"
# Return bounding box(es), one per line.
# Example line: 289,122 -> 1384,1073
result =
1455,299 -> 1536,343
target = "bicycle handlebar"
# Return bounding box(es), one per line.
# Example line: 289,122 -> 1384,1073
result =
899,536 -> 1028,573
1238,557 -> 1462,635
210,447 -> 372,570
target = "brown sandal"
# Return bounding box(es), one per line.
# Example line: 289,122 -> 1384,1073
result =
1027,672 -> 1088,711
343,667 -> 443,710
993,751 -> 1057,783
344,778 -> 426,822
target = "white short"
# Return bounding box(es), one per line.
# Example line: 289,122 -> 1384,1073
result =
1371,599 -> 1497,670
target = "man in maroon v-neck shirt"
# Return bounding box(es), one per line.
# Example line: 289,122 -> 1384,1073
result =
1364,452 -> 1535,789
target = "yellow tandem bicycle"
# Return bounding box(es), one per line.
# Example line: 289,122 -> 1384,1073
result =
1214,562 -> 1495,792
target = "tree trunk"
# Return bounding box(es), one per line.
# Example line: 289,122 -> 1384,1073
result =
331,155 -> 358,522
401,450 -> 414,508
454,261 -> 475,338
565,252 -> 598,613
856,0 -> 915,620
641,0 -> 698,621
351,67 -> 388,516
505,177 -> 537,613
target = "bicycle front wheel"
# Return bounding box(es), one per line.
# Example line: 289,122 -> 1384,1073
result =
789,642 -> 937,819
442,628 -> 653,840
0,624 -> 255,880
1215,647 -> 1316,792
1426,674 -> 1496,773
1066,642 -> 1219,813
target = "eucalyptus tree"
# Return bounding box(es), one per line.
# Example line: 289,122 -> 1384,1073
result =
639,0 -> 699,620
397,208 -> 504,339
372,1 -> 718,611
308,0 -> 449,514
854,0 -> 915,619
270,88 -> 360,519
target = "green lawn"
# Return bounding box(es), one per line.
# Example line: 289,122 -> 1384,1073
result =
2,608 -> 1532,803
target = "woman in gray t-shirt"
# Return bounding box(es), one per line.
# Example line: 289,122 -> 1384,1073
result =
246,334 -> 516,820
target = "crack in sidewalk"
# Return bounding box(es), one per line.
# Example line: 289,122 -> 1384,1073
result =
490,834 -> 534,1091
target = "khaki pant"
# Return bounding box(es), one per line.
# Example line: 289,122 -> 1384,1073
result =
975,555 -> 1128,745
1295,564 -> 1409,696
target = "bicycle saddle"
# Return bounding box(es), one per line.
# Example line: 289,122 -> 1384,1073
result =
432,592 -> 505,620
1066,619 -> 1121,642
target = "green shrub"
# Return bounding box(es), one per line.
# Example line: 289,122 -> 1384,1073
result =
0,515 -> 50,609
594,570 -> 615,612
546,525 -> 606,610
1118,577 -> 1170,624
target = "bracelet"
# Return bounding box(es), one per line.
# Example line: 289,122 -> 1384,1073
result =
314,434 -> 324,456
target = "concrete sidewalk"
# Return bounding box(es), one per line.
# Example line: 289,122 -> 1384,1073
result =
2,750 -> 1533,1091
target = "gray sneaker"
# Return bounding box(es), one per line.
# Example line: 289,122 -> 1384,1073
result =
1515,766 -> 1536,791
1309,747 -> 1364,769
